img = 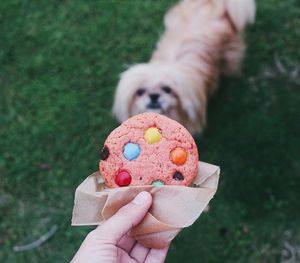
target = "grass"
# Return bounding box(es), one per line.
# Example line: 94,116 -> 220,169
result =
1,0 -> 300,262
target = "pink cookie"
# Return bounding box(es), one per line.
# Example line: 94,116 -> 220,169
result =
99,113 -> 199,187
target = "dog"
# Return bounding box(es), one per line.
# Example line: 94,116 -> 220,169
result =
113,0 -> 255,133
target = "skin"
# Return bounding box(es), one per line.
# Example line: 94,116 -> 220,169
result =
71,192 -> 170,263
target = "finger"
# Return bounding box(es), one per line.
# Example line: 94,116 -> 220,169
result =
95,191 -> 152,243
144,246 -> 170,263
117,233 -> 136,253
117,248 -> 137,263
130,242 -> 150,262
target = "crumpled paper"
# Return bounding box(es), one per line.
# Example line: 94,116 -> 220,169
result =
71,161 -> 220,248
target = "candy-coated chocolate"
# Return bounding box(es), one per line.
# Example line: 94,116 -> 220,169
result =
151,180 -> 165,186
100,146 -> 109,160
144,127 -> 161,144
173,171 -> 184,181
115,170 -> 132,186
123,143 -> 141,161
170,147 -> 187,165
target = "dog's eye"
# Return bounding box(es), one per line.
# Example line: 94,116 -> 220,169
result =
136,88 -> 146,96
162,86 -> 172,94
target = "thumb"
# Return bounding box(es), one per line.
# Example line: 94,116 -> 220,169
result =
93,191 -> 152,243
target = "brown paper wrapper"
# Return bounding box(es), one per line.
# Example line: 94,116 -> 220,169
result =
71,161 -> 220,248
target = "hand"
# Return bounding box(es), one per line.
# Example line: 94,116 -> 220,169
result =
71,191 -> 169,263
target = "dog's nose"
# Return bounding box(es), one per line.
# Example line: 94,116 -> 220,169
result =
149,93 -> 160,102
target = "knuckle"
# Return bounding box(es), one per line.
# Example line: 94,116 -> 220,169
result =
85,228 -> 110,243
117,204 -> 135,217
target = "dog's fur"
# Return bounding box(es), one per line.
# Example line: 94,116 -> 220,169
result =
113,0 -> 255,133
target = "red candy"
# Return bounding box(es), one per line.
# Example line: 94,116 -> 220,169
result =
115,170 -> 132,187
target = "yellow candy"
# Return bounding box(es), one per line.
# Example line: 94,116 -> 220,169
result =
144,127 -> 161,144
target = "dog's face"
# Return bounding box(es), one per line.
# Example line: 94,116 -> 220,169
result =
130,81 -> 179,118
113,64 -> 206,133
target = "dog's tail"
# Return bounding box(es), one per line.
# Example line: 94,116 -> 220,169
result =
225,0 -> 256,31
176,0 -> 255,32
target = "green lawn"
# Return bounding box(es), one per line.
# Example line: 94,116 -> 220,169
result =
1,0 -> 300,262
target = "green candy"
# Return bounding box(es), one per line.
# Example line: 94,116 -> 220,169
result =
151,180 -> 165,186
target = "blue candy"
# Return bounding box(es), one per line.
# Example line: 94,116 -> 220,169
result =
123,143 -> 141,161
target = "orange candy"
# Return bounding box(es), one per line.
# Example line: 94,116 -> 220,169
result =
170,147 -> 187,165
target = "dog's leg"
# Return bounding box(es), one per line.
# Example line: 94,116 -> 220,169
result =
221,34 -> 246,76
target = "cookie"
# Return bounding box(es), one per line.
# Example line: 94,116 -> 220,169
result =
99,113 -> 199,187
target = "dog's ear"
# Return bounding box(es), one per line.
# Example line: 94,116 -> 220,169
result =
112,74 -> 132,123
181,97 -> 206,134
112,99 -> 129,124
171,75 -> 207,134
113,64 -> 148,123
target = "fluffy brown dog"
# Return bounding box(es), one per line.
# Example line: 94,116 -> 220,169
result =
113,0 -> 255,133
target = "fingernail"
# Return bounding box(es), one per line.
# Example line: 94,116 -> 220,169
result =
132,191 -> 149,205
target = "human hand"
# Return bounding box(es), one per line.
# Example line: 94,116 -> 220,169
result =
71,191 -> 169,263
